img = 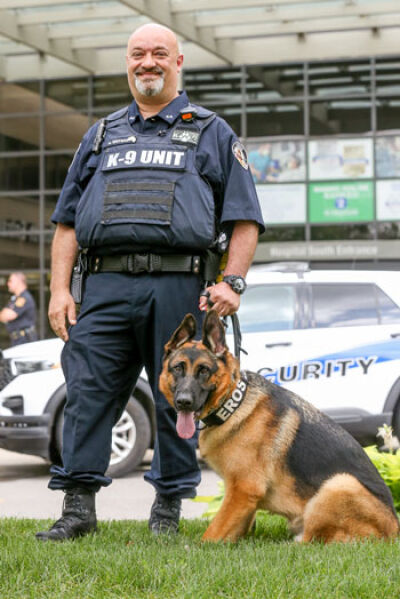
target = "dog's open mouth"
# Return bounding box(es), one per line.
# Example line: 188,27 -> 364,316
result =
176,411 -> 197,439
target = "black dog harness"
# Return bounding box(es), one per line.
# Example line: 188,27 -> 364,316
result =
198,372 -> 248,429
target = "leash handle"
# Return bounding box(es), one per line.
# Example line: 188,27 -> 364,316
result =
200,287 -> 246,363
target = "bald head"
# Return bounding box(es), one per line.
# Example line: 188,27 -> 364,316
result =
127,24 -> 180,57
126,22 -> 183,105
7,272 -> 27,295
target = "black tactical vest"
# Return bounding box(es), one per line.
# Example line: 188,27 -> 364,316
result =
75,106 -> 217,253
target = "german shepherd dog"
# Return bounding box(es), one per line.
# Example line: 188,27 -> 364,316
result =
160,310 -> 399,543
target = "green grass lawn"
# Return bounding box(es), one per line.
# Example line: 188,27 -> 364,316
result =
1,514 -> 400,599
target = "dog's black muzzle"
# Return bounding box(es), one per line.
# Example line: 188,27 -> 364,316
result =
174,377 -> 211,413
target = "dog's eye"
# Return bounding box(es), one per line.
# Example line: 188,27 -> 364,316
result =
197,365 -> 210,378
172,363 -> 184,376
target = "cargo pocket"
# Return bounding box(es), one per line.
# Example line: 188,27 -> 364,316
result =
101,180 -> 175,225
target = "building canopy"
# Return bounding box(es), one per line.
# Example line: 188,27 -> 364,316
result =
1,0 -> 400,81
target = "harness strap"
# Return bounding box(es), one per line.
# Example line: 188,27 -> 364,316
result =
87,253 -> 202,275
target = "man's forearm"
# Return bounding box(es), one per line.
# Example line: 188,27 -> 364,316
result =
50,224 -> 79,293
224,221 -> 259,277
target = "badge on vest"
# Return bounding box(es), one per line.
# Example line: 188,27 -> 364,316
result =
102,147 -> 187,171
106,136 -> 137,147
171,128 -> 200,146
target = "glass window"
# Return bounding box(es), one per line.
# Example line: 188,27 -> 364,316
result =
183,67 -> 243,134
45,78 -> 89,111
246,64 -> 304,98
377,222 -> 400,239
93,76 -> 132,110
0,81 -> 40,114
310,99 -> 371,135
45,114 -> 88,150
45,195 -> 59,229
308,60 -> 371,97
0,156 -> 39,191
376,59 -> 400,96
311,224 -> 375,240
376,287 -> 400,323
0,117 -> 40,151
45,154 -> 74,189
247,102 -> 304,137
0,233 -> 39,270
260,226 -> 306,242
0,194 -> 39,231
237,284 -> 297,332
311,283 -> 378,327
376,97 -> 400,131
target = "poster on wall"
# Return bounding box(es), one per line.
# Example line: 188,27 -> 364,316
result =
376,179 -> 400,220
256,183 -> 306,224
247,140 -> 305,183
309,181 -> 374,223
375,136 -> 400,178
308,138 -> 373,180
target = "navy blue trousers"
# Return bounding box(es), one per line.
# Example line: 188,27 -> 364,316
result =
49,271 -> 203,498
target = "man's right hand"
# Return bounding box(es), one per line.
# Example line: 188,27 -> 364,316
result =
48,290 -> 77,342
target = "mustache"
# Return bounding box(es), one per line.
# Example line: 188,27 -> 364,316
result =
134,67 -> 164,76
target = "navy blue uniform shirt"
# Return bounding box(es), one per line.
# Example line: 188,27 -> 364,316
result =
52,91 -> 265,236
6,290 -> 36,334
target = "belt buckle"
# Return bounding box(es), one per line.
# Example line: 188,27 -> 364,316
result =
132,253 -> 152,273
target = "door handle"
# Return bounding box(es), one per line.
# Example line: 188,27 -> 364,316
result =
265,342 -> 292,348
390,333 -> 400,338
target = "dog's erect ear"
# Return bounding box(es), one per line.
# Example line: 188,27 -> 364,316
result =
202,310 -> 227,357
163,313 -> 197,357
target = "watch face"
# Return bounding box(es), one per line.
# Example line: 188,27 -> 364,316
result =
233,278 -> 245,293
224,275 -> 246,294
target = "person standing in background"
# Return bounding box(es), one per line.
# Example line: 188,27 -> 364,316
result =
0,272 -> 38,346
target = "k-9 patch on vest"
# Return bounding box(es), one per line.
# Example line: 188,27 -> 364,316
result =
171,128 -> 200,146
102,146 -> 187,171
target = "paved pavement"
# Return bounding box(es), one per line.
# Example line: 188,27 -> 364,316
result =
0,449 -> 221,521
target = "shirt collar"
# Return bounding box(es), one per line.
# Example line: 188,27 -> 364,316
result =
128,90 -> 189,125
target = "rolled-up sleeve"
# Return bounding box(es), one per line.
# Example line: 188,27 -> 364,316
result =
197,118 -> 265,234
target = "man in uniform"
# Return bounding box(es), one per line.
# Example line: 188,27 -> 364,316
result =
36,23 -> 264,542
0,272 -> 37,347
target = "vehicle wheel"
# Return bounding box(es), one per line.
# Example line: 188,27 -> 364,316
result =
54,396 -> 152,478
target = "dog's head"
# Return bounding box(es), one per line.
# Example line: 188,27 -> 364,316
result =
159,310 -> 240,439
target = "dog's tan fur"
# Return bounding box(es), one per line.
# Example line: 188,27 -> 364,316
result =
160,311 -> 400,543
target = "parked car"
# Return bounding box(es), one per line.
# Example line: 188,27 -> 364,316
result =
1,263 -> 400,475
0,338 -> 155,477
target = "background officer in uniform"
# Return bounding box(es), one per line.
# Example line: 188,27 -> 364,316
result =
36,23 -> 264,542
0,272 -> 37,347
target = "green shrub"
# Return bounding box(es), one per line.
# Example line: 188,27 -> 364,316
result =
364,445 -> 400,510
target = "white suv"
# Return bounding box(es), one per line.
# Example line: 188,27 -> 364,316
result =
1,264 -> 400,475
233,264 -> 400,444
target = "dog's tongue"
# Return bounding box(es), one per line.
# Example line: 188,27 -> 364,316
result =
176,412 -> 196,439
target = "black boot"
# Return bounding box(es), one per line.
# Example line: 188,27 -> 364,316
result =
149,493 -> 181,535
35,488 -> 97,542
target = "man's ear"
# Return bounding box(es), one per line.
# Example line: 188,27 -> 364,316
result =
202,310 -> 227,357
163,313 -> 197,358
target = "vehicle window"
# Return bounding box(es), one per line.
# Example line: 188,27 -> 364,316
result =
311,283 -> 379,328
376,286 -> 400,323
237,284 -> 296,333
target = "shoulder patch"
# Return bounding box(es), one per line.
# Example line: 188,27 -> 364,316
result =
172,128 -> 200,145
232,141 -> 249,170
15,297 -> 26,308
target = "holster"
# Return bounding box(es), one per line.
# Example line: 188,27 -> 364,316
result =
202,249 -> 222,285
70,251 -> 88,305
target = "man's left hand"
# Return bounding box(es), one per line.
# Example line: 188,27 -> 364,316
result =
199,281 -> 240,317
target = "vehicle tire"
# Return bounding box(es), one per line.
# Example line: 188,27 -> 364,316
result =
54,396 -> 152,478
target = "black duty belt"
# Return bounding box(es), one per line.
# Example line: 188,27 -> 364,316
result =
10,326 -> 36,340
88,253 -> 202,275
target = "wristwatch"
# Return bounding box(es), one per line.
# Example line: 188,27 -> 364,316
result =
222,275 -> 247,295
